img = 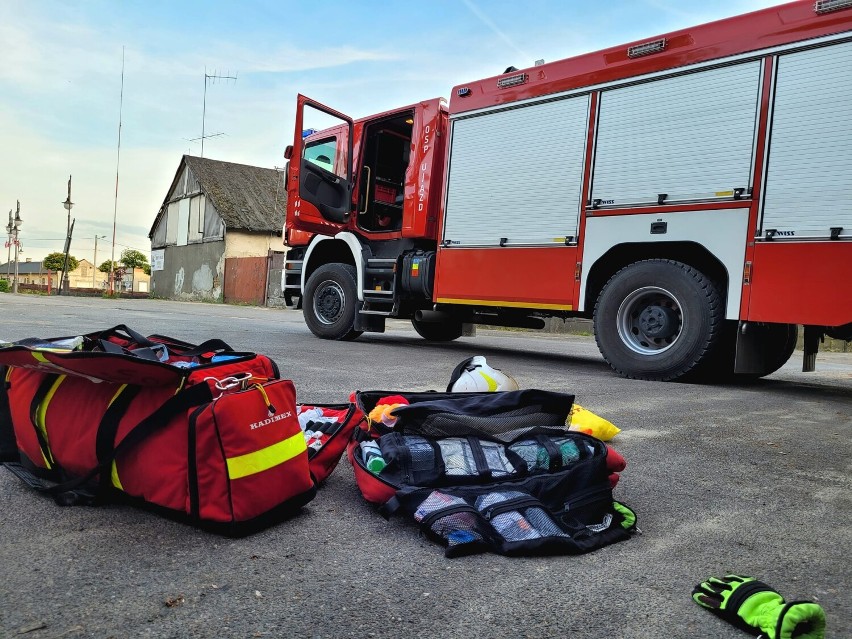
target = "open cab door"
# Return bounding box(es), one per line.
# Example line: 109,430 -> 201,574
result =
285,95 -> 354,235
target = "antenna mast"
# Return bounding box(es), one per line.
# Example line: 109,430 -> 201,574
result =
200,69 -> 237,157
109,46 -> 125,295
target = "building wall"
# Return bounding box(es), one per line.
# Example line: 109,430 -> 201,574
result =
67,259 -> 98,289
265,251 -> 288,307
149,241 -> 225,302
224,230 -> 283,258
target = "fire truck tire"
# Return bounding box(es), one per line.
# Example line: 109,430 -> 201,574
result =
303,263 -> 363,341
593,259 -> 723,381
411,318 -> 464,342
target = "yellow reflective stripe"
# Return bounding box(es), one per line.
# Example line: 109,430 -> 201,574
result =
436,297 -> 573,311
108,384 -> 128,406
36,375 -> 66,469
31,352 -> 50,363
226,432 -> 307,480
111,462 -> 123,490
107,384 -> 129,489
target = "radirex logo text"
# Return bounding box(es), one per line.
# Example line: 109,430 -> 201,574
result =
250,411 -> 293,430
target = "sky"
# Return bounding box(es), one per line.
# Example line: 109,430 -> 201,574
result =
0,0 -> 784,266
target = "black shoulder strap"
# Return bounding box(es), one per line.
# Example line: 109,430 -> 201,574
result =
28,374 -> 63,470
0,365 -> 18,462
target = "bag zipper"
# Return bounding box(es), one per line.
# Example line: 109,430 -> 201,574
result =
563,485 -> 611,512
419,503 -> 479,530
479,495 -> 542,520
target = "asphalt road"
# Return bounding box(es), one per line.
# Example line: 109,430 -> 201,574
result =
1,295 -> 849,639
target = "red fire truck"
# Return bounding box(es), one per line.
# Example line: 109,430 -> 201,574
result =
283,0 -> 852,381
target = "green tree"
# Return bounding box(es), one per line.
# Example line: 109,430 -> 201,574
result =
98,260 -> 119,273
43,252 -> 79,273
120,249 -> 150,272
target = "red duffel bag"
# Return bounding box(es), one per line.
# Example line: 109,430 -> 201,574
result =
0,325 -> 316,536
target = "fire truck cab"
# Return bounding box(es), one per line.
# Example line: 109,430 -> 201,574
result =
284,0 -> 852,381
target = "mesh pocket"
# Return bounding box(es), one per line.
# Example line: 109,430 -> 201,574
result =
554,438 -> 581,465
403,435 -> 436,473
507,440 -> 549,472
414,491 -> 466,521
508,437 -> 581,472
490,511 -> 540,542
437,439 -> 476,476
480,441 -> 514,477
475,491 -> 540,541
475,491 -> 569,541
418,406 -> 561,442
524,506 -> 569,538
430,511 -> 485,547
414,491 -> 485,549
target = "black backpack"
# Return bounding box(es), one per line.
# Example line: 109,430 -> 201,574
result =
347,389 -> 636,557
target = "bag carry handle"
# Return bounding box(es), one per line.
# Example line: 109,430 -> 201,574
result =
96,324 -> 156,348
178,339 -> 236,357
98,335 -> 236,362
23,382 -> 214,504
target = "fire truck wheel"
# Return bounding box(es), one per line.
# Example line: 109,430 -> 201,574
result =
303,263 -> 363,341
411,317 -> 464,342
593,259 -> 723,381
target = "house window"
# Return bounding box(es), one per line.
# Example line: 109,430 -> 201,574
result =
189,195 -> 204,242
166,201 -> 179,244
177,198 -> 190,246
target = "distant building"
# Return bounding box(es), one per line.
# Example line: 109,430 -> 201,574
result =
0,259 -> 60,289
148,155 -> 286,303
66,259 -> 97,289
119,266 -> 151,294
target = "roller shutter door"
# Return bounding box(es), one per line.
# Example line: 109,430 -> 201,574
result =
443,95 -> 589,247
761,41 -> 852,239
592,61 -> 761,207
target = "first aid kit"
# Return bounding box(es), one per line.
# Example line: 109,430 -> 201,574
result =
347,389 -> 636,557
0,325 -> 316,536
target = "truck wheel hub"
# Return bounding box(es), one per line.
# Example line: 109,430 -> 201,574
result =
638,305 -> 679,339
314,281 -> 345,325
616,286 -> 684,355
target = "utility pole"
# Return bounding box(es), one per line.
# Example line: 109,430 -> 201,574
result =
93,234 -> 106,288
11,201 -> 21,294
200,69 -> 237,158
61,175 -> 74,294
5,209 -> 11,284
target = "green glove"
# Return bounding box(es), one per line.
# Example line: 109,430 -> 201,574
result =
692,574 -> 825,639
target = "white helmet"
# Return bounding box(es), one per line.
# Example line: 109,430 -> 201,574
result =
447,356 -> 520,392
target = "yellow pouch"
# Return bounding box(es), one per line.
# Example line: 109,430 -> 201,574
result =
567,404 -> 621,441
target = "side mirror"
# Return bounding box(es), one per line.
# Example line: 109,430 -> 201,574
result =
283,145 -> 293,160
